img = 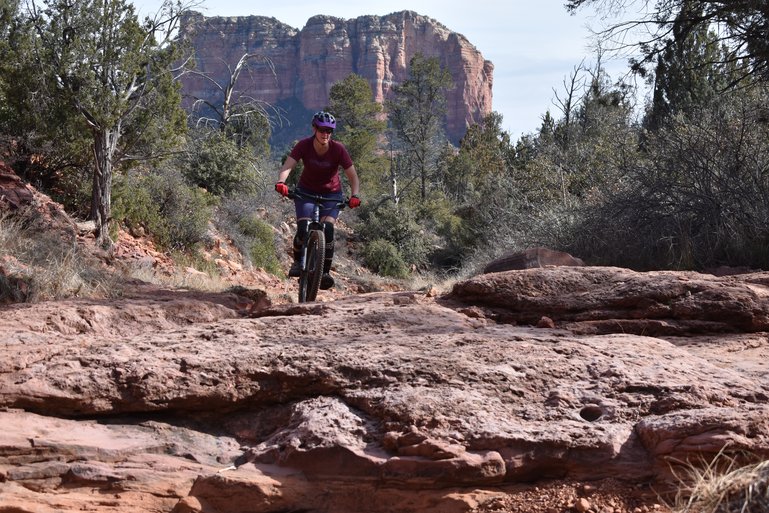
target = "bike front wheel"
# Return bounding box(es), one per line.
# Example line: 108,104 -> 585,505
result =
298,229 -> 325,303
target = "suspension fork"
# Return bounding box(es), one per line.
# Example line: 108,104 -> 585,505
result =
300,204 -> 324,271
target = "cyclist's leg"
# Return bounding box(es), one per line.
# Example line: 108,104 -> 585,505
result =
291,194 -> 315,277
289,219 -> 310,277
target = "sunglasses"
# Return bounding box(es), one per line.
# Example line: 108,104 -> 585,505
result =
316,127 -> 334,134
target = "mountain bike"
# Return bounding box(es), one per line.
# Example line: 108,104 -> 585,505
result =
288,189 -> 348,303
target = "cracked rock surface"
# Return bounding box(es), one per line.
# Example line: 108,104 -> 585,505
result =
2,269 -> 769,512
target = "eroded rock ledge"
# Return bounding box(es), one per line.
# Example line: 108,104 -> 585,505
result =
449,266 -> 769,335
1,268 -> 768,512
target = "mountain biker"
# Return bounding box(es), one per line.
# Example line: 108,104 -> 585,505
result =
275,111 -> 361,290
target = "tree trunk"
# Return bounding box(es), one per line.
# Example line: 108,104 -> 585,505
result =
418,140 -> 427,200
91,127 -> 119,249
390,153 -> 399,205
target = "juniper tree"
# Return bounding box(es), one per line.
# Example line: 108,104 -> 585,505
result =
19,0 -> 187,247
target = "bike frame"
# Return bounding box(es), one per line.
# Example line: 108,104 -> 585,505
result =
289,189 -> 348,302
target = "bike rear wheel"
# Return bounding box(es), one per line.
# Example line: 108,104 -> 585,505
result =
298,229 -> 325,302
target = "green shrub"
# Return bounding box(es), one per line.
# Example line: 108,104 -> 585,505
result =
216,194 -> 283,276
169,249 -> 219,276
363,238 -> 409,278
113,167 -> 214,250
238,215 -> 282,275
356,202 -> 431,268
420,195 -> 477,267
180,131 -> 261,197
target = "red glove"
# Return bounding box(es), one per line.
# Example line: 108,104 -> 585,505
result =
275,182 -> 289,197
349,195 -> 361,209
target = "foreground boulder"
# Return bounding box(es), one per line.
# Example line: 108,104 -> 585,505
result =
1,267 -> 768,512
451,266 -> 769,335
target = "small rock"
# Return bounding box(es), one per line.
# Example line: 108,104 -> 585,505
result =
424,286 -> 439,297
76,220 -> 97,234
537,316 -> 555,328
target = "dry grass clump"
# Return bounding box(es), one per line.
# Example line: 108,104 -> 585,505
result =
125,262 -> 228,292
0,213 -> 112,302
673,456 -> 769,513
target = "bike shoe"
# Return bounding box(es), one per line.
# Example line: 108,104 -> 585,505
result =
320,273 -> 335,290
288,260 -> 302,277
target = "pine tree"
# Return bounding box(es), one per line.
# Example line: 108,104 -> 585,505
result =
644,1 -> 733,130
327,73 -> 387,190
386,53 -> 452,201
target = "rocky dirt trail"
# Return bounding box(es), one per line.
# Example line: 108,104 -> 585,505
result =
2,266 -> 769,513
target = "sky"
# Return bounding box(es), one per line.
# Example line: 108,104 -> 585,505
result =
134,0 -> 636,141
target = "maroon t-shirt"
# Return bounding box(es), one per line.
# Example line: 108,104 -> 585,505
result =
290,137 -> 353,193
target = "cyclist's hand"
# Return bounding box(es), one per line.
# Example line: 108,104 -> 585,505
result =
275,182 -> 289,197
349,195 -> 361,209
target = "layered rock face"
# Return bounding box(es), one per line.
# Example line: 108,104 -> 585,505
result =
179,10 -> 494,143
2,268 -> 769,512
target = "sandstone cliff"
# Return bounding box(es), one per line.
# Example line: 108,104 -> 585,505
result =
179,10 -> 494,144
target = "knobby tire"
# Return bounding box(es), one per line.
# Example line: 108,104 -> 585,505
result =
298,229 -> 325,303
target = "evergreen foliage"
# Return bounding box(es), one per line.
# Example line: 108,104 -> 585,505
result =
326,73 -> 389,199
386,53 -> 452,201
237,214 -> 282,275
327,74 -> 386,170
356,202 -> 431,270
112,166 -> 214,251
217,193 -> 283,276
362,239 -> 409,278
180,129 -> 263,197
4,0 -> 187,246
644,5 -> 737,130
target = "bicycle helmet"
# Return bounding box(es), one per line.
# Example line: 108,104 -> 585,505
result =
312,111 -> 336,129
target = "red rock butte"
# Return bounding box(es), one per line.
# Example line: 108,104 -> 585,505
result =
179,10 -> 495,143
